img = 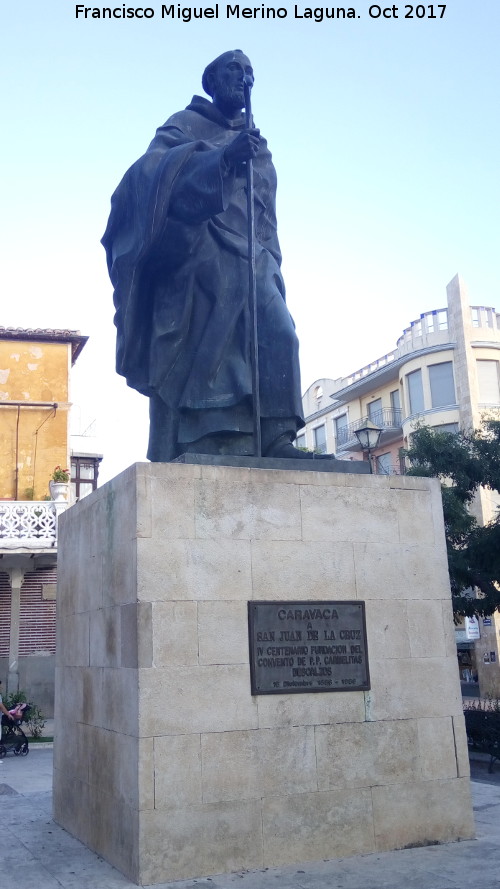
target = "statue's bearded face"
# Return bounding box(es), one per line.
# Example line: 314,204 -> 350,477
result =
211,53 -> 254,116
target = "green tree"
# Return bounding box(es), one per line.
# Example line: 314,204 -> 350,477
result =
405,419 -> 500,618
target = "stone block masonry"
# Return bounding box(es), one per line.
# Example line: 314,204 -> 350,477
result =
53,462 -> 474,884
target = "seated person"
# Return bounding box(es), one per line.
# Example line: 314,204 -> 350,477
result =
8,702 -> 26,720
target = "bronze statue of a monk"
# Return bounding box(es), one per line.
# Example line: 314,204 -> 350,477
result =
102,50 -> 312,461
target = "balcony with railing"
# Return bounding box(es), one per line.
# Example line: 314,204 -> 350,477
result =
338,351 -> 398,389
0,501 -> 66,550
336,408 -> 403,451
396,309 -> 449,353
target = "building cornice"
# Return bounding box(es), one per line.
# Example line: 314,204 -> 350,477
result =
331,343 -> 457,406
302,403 -> 342,424
0,327 -> 88,364
471,341 -> 500,350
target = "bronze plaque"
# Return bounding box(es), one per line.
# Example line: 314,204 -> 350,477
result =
248,600 -> 370,695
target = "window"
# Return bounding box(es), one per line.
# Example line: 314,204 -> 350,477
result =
429,361 -> 455,408
376,453 -> 392,475
334,414 -> 348,446
471,308 -> 480,328
477,360 -> 500,404
432,423 -> 459,434
390,389 -> 401,423
295,434 -> 306,450
390,389 -> 400,412
313,425 -> 327,454
70,457 -> 101,501
368,398 -> 383,425
407,369 -> 424,415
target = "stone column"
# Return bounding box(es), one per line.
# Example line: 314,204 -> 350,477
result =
6,564 -> 26,694
446,274 -> 480,432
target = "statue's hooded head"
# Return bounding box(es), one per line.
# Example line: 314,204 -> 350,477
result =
202,50 -> 254,117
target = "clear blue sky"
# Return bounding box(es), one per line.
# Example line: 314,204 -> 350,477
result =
3,1 -> 499,479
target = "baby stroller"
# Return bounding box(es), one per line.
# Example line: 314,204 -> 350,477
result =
0,704 -> 31,758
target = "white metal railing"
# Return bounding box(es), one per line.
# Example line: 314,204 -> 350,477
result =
0,501 -> 65,549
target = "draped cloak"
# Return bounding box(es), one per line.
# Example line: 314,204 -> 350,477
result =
102,95 -> 304,461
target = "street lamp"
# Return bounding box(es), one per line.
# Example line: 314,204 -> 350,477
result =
354,423 -> 383,473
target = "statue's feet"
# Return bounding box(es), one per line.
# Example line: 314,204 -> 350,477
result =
267,442 -> 335,460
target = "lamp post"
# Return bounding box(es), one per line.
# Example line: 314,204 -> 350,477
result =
354,423 -> 383,473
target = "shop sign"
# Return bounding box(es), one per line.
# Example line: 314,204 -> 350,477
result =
483,617 -> 492,626
465,617 -> 480,640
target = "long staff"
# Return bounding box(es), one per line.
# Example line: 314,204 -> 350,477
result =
244,77 -> 262,458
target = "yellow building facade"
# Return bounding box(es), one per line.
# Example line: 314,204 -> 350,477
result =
0,329 -> 86,501
0,327 -> 87,716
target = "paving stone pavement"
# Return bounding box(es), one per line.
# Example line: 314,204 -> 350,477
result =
1,748 -> 499,889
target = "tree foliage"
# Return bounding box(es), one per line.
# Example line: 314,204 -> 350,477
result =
405,420 -> 500,617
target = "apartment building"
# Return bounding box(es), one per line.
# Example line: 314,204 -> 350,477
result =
0,326 -> 100,714
299,275 -> 500,696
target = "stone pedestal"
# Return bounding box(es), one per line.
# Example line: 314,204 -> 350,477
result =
53,462 -> 474,885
